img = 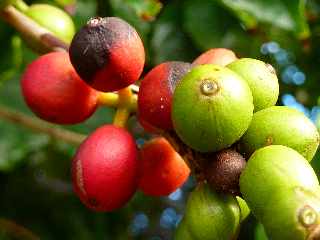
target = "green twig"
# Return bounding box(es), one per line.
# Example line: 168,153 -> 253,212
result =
0,104 -> 86,145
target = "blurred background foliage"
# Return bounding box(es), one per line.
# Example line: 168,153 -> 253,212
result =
1,0 -> 320,239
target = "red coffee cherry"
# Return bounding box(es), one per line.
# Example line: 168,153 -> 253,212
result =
69,17 -> 145,92
139,137 -> 190,196
72,125 -> 139,212
137,114 -> 161,134
21,51 -> 98,124
193,48 -> 237,66
138,62 -> 191,130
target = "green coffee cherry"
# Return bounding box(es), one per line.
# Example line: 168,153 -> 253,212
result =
240,145 -> 320,240
174,220 -> 193,240
177,184 -> 240,240
227,58 -> 279,112
240,106 -> 319,161
25,4 -> 75,43
172,64 -> 253,152
237,196 -> 250,222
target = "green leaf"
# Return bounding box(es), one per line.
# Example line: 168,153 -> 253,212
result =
109,0 -> 152,43
150,2 -> 198,65
125,0 -> 162,21
215,0 -> 310,39
183,0 -> 261,57
0,120 -> 49,172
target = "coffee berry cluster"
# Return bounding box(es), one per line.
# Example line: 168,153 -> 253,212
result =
20,12 -> 320,240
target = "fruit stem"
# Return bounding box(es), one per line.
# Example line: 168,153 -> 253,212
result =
113,108 -> 130,128
113,87 -> 134,128
98,92 -> 120,108
0,218 -> 40,240
12,0 -> 28,13
0,104 -> 86,146
98,91 -> 138,111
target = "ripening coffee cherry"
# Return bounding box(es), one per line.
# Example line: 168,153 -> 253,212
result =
172,64 -> 253,152
138,137 -> 190,196
193,48 -> 237,66
72,125 -> 139,212
175,184 -> 240,240
138,62 -> 191,130
26,4 -> 75,43
240,106 -> 319,161
227,58 -> 279,112
240,145 -> 320,240
69,17 -> 145,92
21,52 -> 98,124
205,149 -> 246,195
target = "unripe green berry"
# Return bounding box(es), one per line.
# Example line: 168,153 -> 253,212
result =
172,64 -> 253,152
26,4 -> 75,43
174,220 -> 193,240
241,106 -> 319,161
227,58 -> 279,112
237,196 -> 250,222
240,145 -> 320,240
177,184 -> 240,240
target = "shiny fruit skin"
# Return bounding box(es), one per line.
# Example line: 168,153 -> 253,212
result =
138,137 -> 190,196
241,106 -> 319,161
236,197 -> 250,222
72,125 -> 139,212
172,64 -> 253,152
182,184 -> 240,240
227,58 -> 279,112
138,61 -> 191,130
21,51 -> 98,124
240,145 -> 320,240
26,4 -> 75,43
69,17 -> 145,92
193,48 -> 237,66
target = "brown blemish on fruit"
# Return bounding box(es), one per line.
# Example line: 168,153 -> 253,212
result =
308,224 -> 320,240
266,136 -> 273,145
265,63 -> 276,75
88,197 -> 99,207
76,159 -> 86,196
200,79 -> 219,96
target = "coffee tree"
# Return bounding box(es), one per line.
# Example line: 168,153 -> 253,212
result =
1,0 -> 320,239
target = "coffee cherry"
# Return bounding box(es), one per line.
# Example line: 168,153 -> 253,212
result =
240,145 -> 320,240
72,125 -> 139,212
174,219 -> 193,240
21,52 -> 98,124
240,106 -> 319,161
138,137 -> 190,196
137,115 -> 160,134
26,4 -> 75,43
237,197 -> 250,222
138,62 -> 191,130
172,64 -> 253,152
227,58 -> 279,112
176,184 -> 240,240
69,17 -> 145,92
193,48 -> 237,66
205,149 -> 246,195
